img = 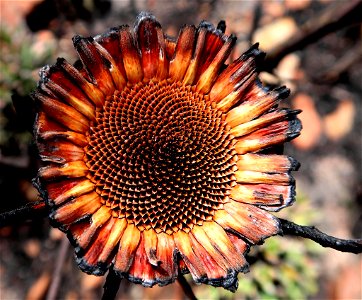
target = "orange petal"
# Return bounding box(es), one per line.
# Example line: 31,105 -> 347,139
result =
46,178 -> 85,204
182,26 -> 208,85
52,191 -> 102,226
136,13 -> 168,80
98,218 -> 128,263
201,222 -> 247,271
50,179 -> 95,206
191,225 -> 229,270
223,201 -> 280,243
38,130 -> 88,147
76,206 -> 112,249
143,229 -> 159,266
114,224 -> 141,274
210,44 -> 263,103
73,36 -> 115,95
56,58 -> 105,107
230,109 -> 300,137
173,230 -> 206,283
128,234 -> 157,287
119,25 -> 143,84
237,153 -> 300,173
38,66 -> 95,120
196,22 -> 227,77
226,87 -> 290,128
36,113 -> 88,147
235,170 -> 292,185
235,119 -> 302,154
154,233 -> 177,284
33,91 -> 89,133
214,73 -> 257,112
38,140 -> 84,164
196,34 -> 236,94
169,25 -> 196,82
39,161 -> 88,180
94,29 -> 127,90
77,217 -> 119,275
188,232 -> 228,282
226,233 -> 249,255
165,36 -> 176,61
230,183 -> 285,206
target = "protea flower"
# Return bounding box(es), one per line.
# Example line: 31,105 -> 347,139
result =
32,12 -> 301,291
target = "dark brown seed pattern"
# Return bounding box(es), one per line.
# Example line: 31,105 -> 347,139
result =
85,79 -> 238,234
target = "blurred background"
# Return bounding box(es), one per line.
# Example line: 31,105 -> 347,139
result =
0,0 -> 361,299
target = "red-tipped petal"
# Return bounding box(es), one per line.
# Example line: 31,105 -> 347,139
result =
235,119 -> 301,154
56,58 -> 105,107
76,206 -> 112,249
98,218 -> 128,263
226,87 -> 290,128
235,170 -> 292,185
128,234 -> 157,287
169,25 -> 196,82
38,140 -> 84,164
136,13 -> 168,80
39,161 -> 88,180
114,224 -> 141,274
202,222 -> 247,271
143,229 -> 159,266
223,201 -> 280,243
196,35 -> 236,94
34,91 -> 89,133
50,179 -> 95,206
173,230 -> 206,282
230,108 -> 300,137
52,191 -> 102,226
119,26 -> 143,84
231,183 -> 295,210
73,35 -> 115,95
95,28 -> 127,90
237,153 -> 300,173
154,233 -> 177,284
210,45 -> 263,103
39,66 -> 96,120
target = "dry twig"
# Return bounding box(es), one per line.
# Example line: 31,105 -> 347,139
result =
263,0 -> 362,71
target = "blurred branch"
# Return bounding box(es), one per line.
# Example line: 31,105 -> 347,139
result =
177,273 -> 198,300
263,0 -> 362,71
316,43 -> 362,83
0,199 -> 47,228
102,267 -> 122,300
279,218 -> 362,254
46,236 -> 69,300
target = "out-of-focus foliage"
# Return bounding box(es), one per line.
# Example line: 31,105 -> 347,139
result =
193,194 -> 323,300
0,26 -> 54,150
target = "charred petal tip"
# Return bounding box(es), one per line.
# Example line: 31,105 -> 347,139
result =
217,20 -> 226,33
274,86 -> 290,100
288,118 -> 302,137
76,255 -> 109,276
288,156 -> 301,171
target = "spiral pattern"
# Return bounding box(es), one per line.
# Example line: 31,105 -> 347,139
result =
85,80 -> 238,234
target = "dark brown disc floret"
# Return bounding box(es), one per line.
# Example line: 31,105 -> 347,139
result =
85,79 -> 238,234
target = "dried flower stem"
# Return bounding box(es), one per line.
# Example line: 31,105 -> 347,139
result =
102,267 -> 122,300
0,199 -> 47,228
263,0 -> 362,71
177,273 -> 198,300
279,218 -> 362,254
46,236 -> 69,300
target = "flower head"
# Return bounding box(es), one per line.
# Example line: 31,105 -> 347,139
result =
32,12 -> 301,291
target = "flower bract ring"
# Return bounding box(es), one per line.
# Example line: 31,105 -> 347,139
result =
32,12 -> 301,291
